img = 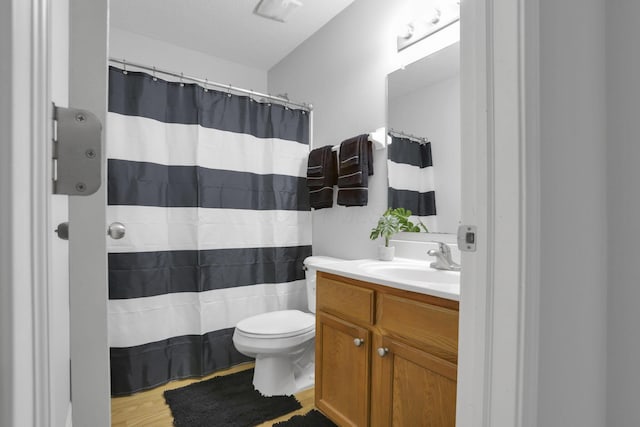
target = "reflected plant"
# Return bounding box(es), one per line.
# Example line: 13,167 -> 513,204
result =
390,207 -> 428,233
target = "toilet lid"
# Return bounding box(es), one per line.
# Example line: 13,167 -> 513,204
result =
236,310 -> 315,338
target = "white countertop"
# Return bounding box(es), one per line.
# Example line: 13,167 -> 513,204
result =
315,258 -> 460,301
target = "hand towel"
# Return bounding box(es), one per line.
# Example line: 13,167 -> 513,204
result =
307,145 -> 337,209
336,134 -> 374,207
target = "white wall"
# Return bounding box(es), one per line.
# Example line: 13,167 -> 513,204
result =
388,76 -> 461,233
109,27 -> 267,92
606,1 -> 640,426
268,0 -> 395,260
537,0 -> 607,425
268,0 -> 457,259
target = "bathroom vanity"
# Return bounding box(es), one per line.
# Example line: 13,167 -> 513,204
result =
314,264 -> 459,427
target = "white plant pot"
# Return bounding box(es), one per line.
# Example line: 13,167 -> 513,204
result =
378,245 -> 395,261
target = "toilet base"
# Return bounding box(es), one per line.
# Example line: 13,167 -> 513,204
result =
252,344 -> 315,396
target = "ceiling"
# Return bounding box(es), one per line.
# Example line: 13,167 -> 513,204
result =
109,0 -> 356,71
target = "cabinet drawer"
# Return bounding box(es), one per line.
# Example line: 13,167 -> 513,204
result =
377,293 -> 458,363
317,276 -> 374,325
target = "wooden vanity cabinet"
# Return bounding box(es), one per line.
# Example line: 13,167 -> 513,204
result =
316,312 -> 371,426
373,336 -> 457,426
315,271 -> 459,427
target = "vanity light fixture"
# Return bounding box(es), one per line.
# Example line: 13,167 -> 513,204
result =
254,0 -> 303,23
398,23 -> 414,40
397,2 -> 460,51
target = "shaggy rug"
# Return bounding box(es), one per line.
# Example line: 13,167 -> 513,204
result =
164,368 -> 302,427
274,409 -> 338,427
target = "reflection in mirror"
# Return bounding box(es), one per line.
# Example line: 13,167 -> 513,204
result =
387,41 -> 460,234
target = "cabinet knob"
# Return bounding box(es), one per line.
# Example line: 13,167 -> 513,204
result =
353,338 -> 364,347
377,347 -> 389,357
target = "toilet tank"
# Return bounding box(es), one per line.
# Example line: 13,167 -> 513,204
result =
303,256 -> 342,313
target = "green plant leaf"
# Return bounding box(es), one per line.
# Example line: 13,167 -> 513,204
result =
374,207 -> 429,234
417,218 -> 429,232
370,210 -> 401,242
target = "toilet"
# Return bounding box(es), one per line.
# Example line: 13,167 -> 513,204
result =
232,255 -> 341,396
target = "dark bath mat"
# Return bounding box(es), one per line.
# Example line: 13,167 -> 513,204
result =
273,409 -> 338,427
163,368 -> 301,427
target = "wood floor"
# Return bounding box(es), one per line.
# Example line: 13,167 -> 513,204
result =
111,362 -> 316,426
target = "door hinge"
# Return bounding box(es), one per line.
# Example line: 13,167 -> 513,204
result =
52,103 -> 102,195
457,224 -> 477,252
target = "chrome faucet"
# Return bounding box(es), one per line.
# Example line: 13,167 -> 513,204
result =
427,242 -> 461,271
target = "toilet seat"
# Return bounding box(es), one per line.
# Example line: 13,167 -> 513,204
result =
235,310 -> 315,339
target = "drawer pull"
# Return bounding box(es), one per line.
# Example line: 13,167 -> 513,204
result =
353,338 -> 365,347
377,347 -> 389,357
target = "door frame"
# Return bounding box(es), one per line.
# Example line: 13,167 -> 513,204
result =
0,0 -> 53,426
457,0 -> 541,426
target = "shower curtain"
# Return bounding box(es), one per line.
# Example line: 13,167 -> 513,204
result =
106,66 -> 312,395
387,135 -> 437,231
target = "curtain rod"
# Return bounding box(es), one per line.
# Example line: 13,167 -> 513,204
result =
108,58 -> 313,112
388,129 -> 429,144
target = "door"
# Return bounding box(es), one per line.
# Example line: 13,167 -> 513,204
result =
316,311 -> 371,426
375,336 -> 457,427
68,0 -> 111,426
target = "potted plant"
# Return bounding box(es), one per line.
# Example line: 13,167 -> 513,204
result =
370,211 -> 400,261
370,208 -> 428,261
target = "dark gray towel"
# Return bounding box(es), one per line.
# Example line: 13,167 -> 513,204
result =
307,145 -> 337,209
309,187 -> 334,209
337,134 -> 373,206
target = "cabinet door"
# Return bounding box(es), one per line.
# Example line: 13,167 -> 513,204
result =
316,311 -> 370,427
373,336 -> 457,427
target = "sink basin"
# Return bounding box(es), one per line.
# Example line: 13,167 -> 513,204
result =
359,260 -> 460,284
314,258 -> 461,300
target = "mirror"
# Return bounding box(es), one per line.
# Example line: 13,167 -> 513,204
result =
386,41 -> 460,234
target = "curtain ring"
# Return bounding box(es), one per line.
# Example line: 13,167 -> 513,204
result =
227,84 -> 232,98
180,72 -> 185,87
122,59 -> 128,75
152,66 -> 157,82
204,78 -> 208,92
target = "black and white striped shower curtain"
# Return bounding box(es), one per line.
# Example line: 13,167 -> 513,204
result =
387,135 -> 437,230
106,67 -> 312,395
